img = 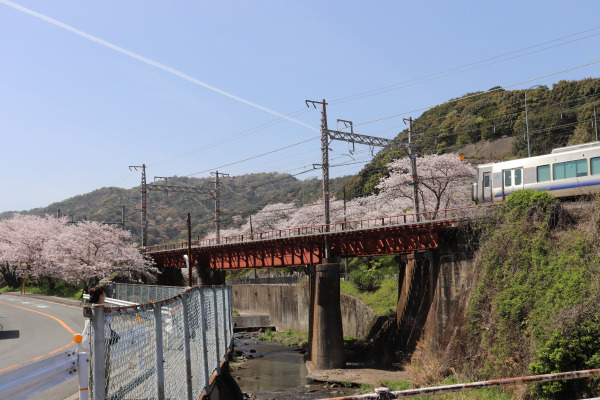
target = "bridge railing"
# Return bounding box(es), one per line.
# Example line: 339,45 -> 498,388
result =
145,205 -> 495,253
85,285 -> 233,400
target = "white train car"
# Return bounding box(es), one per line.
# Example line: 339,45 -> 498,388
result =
472,142 -> 600,203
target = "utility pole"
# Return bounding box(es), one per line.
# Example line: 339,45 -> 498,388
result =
129,164 -> 148,247
211,170 -> 229,244
405,117 -> 421,222
306,99 -> 331,260
187,213 -> 192,285
595,107 -> 598,142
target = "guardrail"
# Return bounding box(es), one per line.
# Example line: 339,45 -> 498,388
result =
145,205 -> 495,253
316,368 -> 600,399
85,285 -> 233,400
105,282 -> 187,304
0,350 -> 80,400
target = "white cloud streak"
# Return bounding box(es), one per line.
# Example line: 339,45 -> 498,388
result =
0,0 -> 318,132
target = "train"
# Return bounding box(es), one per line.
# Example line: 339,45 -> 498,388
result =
472,141 -> 600,203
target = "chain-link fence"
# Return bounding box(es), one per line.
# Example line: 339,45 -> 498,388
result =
106,283 -> 187,304
85,285 -> 233,400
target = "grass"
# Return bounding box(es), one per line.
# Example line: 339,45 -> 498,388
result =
358,377 -> 512,399
258,328 -> 309,349
0,280 -> 83,300
340,277 -> 398,315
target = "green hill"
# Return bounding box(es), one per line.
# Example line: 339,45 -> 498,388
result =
343,78 -> 600,199
0,173 -> 351,246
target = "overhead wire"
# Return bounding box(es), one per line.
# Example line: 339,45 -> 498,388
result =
330,27 -> 600,105
355,59 -> 600,127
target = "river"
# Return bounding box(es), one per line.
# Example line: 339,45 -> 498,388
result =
232,332 -> 357,399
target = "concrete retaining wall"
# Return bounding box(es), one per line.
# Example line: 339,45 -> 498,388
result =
231,279 -> 379,339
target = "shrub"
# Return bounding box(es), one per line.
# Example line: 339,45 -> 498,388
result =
350,267 -> 383,292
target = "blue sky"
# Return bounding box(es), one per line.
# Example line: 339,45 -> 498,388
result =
1,0 -> 599,213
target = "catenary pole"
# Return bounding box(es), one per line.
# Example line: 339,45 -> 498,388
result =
405,117 -> 421,222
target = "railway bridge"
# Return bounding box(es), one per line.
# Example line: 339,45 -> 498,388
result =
145,206 -> 487,371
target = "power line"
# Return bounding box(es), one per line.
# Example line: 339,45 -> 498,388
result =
355,59 -> 600,127
185,136 -> 319,177
330,27 -> 600,105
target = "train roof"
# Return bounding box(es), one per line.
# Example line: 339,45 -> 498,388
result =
550,141 -> 600,154
475,141 -> 600,169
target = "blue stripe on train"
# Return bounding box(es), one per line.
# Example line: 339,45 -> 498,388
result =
493,178 -> 600,198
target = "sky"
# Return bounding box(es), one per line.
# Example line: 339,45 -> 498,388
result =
1,0 -> 599,213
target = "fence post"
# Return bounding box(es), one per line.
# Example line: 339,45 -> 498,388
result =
221,287 -> 228,356
91,305 -> 106,400
212,288 -> 222,375
181,293 -> 193,400
228,287 -> 234,348
77,352 -> 89,400
199,288 -> 210,394
153,303 -> 165,400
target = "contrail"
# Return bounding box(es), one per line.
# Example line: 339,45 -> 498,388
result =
0,0 -> 319,132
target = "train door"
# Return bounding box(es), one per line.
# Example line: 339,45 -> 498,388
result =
501,168 -> 523,200
482,172 -> 491,202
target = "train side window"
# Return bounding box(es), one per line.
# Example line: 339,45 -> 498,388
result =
504,170 -> 511,186
553,159 -> 588,180
576,159 -> 588,177
537,165 -> 550,182
591,157 -> 600,175
483,173 -> 490,188
514,169 -> 522,185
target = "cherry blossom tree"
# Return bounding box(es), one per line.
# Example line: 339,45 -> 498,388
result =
43,221 -> 158,288
0,214 -> 67,284
377,153 -> 475,216
198,154 -> 476,240
0,214 -> 157,289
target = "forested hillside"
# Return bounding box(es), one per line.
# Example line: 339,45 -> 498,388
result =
0,174 -> 351,246
344,78 -> 600,199
4,77 -> 600,247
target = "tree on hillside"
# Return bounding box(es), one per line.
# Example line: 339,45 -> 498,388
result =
377,153 -> 475,216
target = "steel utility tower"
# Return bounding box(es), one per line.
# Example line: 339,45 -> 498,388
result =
306,99 -> 421,239
129,164 -> 148,247
306,99 -> 331,260
211,171 -> 230,244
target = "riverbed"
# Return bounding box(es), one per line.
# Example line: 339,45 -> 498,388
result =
232,332 -> 357,399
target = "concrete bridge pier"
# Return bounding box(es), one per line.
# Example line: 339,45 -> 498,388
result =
395,249 -> 440,360
309,261 -> 346,370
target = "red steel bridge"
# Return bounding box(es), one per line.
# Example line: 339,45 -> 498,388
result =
144,206 -> 491,270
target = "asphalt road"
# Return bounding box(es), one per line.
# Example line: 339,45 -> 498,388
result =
0,293 -> 86,400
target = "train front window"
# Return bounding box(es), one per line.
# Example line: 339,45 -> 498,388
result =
514,169 -> 522,185
537,165 -> 550,182
553,158 -> 588,180
504,170 -> 511,186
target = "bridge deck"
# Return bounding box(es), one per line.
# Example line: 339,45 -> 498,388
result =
145,206 -> 490,269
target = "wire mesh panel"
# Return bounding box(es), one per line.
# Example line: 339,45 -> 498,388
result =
105,306 -> 156,400
202,288 -> 218,375
215,289 -> 226,358
187,291 -> 207,398
162,297 -> 188,398
88,285 -> 232,400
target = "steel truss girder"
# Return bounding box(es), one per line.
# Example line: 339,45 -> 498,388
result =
146,221 -> 453,270
325,129 -> 410,153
